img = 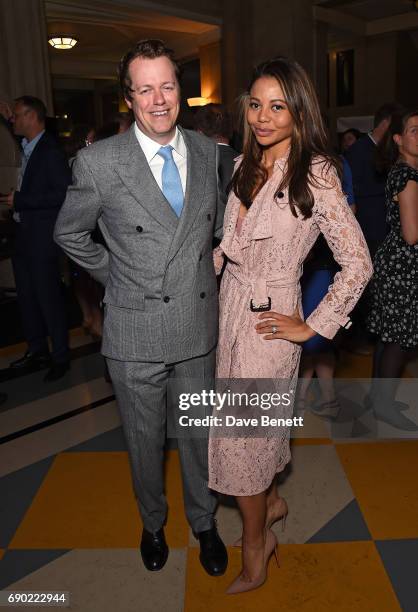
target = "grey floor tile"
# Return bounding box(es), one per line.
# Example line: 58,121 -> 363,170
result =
308,499 -> 371,543
0,457 -> 55,548
375,539 -> 418,612
1,353 -> 106,412
0,549 -> 69,589
66,426 -> 127,452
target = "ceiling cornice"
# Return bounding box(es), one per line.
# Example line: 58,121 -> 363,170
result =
45,0 -> 221,29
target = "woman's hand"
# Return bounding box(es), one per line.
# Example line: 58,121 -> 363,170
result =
255,309 -> 316,343
0,189 -> 15,208
0,101 -> 12,121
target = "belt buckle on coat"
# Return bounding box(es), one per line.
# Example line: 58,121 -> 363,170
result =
250,297 -> 271,312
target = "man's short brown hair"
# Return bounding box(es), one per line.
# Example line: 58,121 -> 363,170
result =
118,39 -> 180,101
193,104 -> 233,140
14,96 -> 47,122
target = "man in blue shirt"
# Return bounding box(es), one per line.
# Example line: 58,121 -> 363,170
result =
344,102 -> 403,355
0,96 -> 71,381
345,103 -> 403,259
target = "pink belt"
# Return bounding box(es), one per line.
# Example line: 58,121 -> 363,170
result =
227,265 -> 301,311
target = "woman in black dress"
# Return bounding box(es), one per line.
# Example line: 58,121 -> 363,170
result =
367,109 -> 418,430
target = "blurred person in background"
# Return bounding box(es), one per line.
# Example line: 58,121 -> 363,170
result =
193,103 -> 238,202
66,124 -> 103,339
0,96 -> 71,381
367,109 -> 418,431
297,155 -> 357,419
114,111 -> 133,134
346,103 -> 404,259
344,103 -> 403,354
340,127 -> 361,155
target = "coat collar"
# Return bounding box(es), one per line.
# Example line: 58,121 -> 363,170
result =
220,160 -> 290,262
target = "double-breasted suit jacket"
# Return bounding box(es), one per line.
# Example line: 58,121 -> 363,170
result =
55,125 -> 223,364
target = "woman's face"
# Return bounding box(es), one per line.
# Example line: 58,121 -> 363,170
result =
395,116 -> 418,160
247,76 -> 294,156
341,131 -> 357,152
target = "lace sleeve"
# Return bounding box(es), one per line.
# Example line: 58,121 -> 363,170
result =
213,245 -> 225,276
305,164 -> 373,339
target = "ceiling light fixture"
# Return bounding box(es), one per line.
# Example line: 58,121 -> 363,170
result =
48,36 -> 78,50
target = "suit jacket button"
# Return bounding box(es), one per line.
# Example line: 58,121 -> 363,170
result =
136,225 -> 143,232
207,213 -> 211,221
200,292 -> 206,298
276,191 -> 284,199
163,296 -> 170,303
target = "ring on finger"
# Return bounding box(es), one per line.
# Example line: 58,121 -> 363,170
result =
272,325 -> 278,334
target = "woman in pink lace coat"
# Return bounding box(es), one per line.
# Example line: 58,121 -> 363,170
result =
208,57 -> 373,594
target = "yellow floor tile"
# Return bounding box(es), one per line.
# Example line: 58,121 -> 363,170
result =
336,441 -> 418,539
335,349 -> 413,379
336,349 -> 373,378
184,542 -> 400,612
291,438 -> 333,446
9,450 -> 188,549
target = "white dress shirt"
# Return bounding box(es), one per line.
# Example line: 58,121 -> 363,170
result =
134,123 -> 187,195
14,129 -> 45,223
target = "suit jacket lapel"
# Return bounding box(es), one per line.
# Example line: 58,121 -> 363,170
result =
20,133 -> 47,191
166,127 -> 208,264
113,126 -> 178,232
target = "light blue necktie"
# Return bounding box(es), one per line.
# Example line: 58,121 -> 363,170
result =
157,145 -> 184,217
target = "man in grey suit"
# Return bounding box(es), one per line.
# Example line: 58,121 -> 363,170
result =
54,39 -> 227,575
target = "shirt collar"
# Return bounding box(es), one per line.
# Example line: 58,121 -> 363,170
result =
22,130 -> 45,156
368,132 -> 377,146
134,124 -> 186,163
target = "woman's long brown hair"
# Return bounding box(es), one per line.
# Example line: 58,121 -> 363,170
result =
376,108 -> 418,173
232,57 -> 340,218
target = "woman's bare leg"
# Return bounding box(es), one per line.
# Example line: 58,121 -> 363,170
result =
236,492 -> 267,581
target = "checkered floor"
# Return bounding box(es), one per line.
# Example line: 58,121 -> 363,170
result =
0,331 -> 417,611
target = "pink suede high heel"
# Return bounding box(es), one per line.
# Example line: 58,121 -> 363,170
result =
226,529 -> 279,595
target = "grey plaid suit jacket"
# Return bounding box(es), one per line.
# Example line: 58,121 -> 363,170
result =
54,125 -> 224,363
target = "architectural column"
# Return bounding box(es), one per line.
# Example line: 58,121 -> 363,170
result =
199,41 -> 222,103
222,0 -> 316,107
221,0 -> 254,108
314,20 -> 329,111
0,0 -> 53,112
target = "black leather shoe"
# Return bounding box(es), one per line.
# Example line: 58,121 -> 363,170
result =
44,361 -> 70,382
196,525 -> 228,576
9,350 -> 50,371
140,528 -> 169,571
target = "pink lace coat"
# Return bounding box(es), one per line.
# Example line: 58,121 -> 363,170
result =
208,156 -> 373,496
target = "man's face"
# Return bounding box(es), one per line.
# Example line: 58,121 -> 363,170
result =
125,55 -> 180,145
11,102 -> 33,137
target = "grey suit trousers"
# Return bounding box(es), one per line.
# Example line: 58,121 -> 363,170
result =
106,348 -> 217,534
